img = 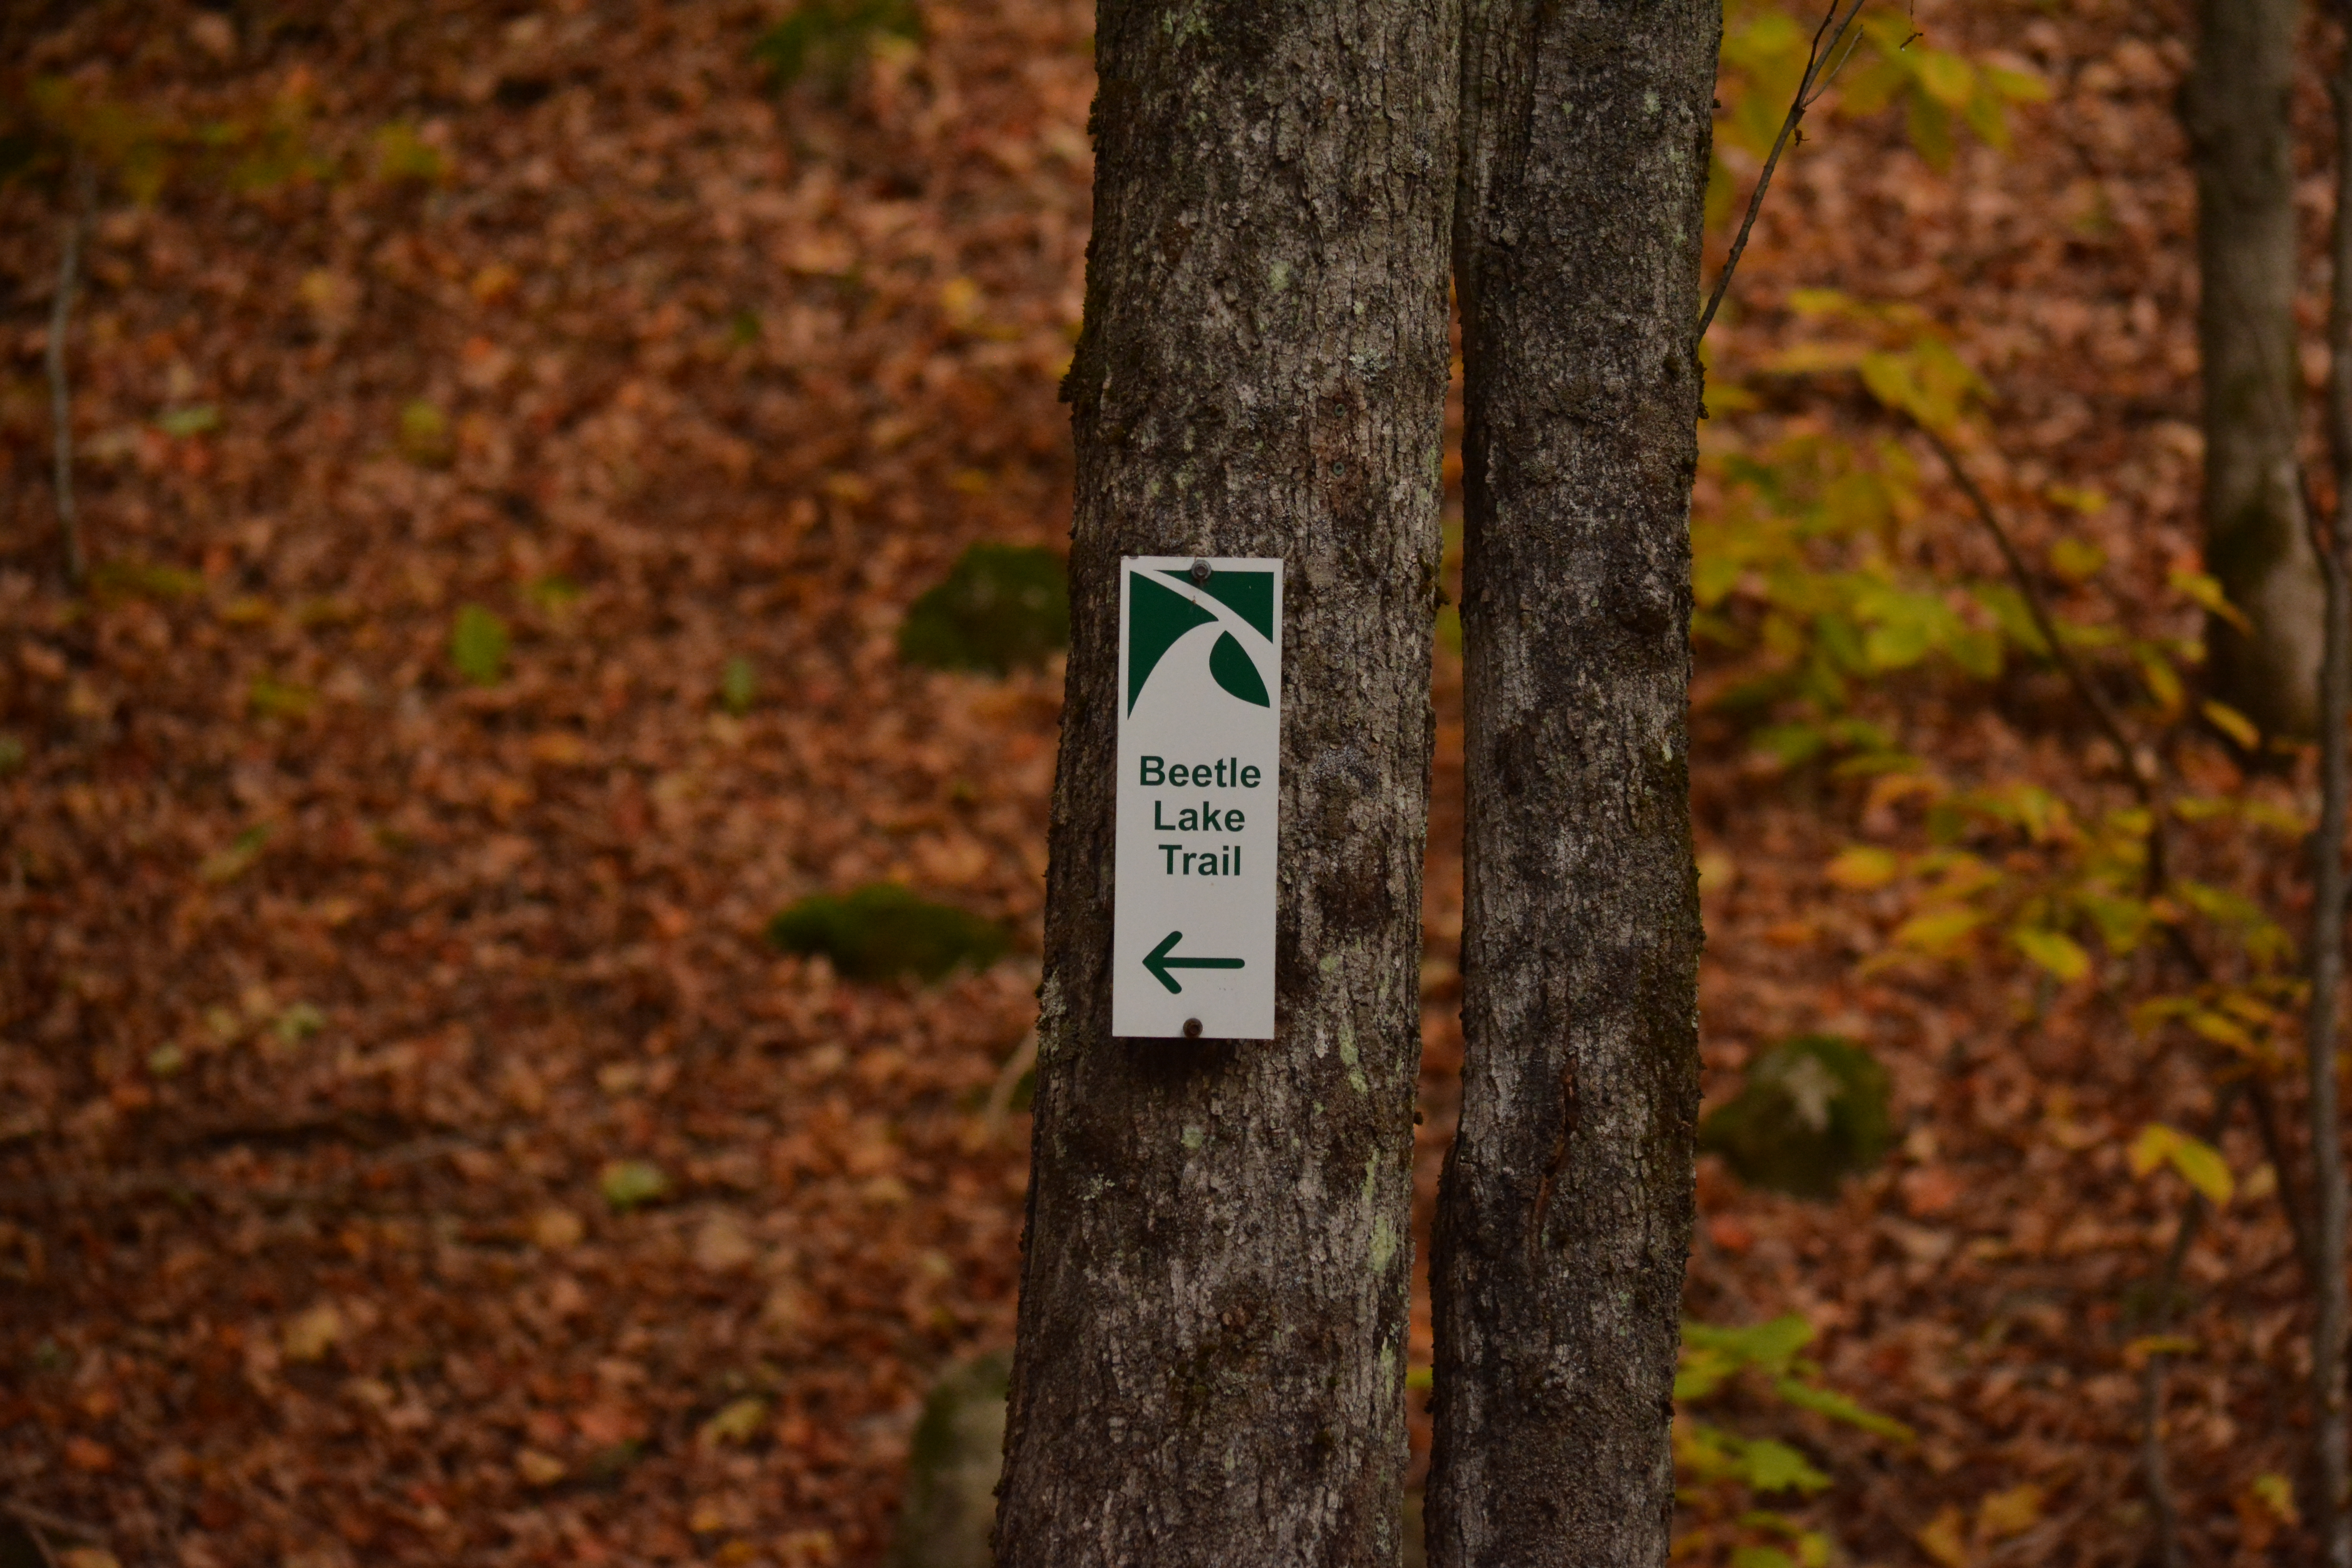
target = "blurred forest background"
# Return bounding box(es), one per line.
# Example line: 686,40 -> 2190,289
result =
0,0 -> 2336,1564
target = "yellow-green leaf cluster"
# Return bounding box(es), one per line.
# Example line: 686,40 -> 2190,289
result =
2128,1123 -> 2234,1206
1837,16 -> 2050,170
1710,3 -> 2050,234
1674,1313 -> 1910,1568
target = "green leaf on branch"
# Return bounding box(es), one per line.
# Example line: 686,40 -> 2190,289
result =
2168,566 -> 2249,631
1892,904 -> 1984,957
2012,926 -> 2090,984
1771,1376 -> 1917,1442
1677,1420 -> 1831,1496
2200,699 -> 2259,750
1680,1314 -> 1815,1399
2128,1122 -> 2233,1205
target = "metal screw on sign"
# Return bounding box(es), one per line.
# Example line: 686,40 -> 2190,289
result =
1189,559 -> 1212,585
1183,1018 -> 1204,1040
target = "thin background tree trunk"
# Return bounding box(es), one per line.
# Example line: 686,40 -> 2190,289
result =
2188,0 -> 2324,737
993,0 -> 1458,1562
1428,2 -> 1717,1564
48,152 -> 92,590
2306,9 -> 2352,1558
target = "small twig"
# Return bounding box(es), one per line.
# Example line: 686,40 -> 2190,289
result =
2247,1074 -> 2323,1288
11,1519 -> 62,1568
0,1134 -> 479,1213
1982,1500 -> 2098,1568
1695,0 -> 1869,345
46,151 -> 93,590
1912,423 -> 2146,795
1912,422 -> 2168,883
2137,1083 -> 2246,1568
964,1030 -> 1038,1152
2,1495 -> 103,1559
2136,1241 -> 2194,1568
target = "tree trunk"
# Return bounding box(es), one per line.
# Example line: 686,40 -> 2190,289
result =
2188,0 -> 2323,737
993,0 -> 1457,1561
1427,3 -> 1716,1565
2307,23 -> 2352,1564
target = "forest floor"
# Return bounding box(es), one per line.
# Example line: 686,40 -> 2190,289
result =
0,0 -> 2328,1564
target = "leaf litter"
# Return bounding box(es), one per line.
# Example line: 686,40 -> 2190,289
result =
0,0 -> 2330,1565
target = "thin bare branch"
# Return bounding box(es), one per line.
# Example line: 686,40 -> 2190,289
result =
964,1029 -> 1039,1151
2138,1083 -> 2245,1568
1913,423 -> 2156,802
1695,0 -> 1868,347
45,152 -> 93,590
0,1134 -> 479,1214
12,1519 -> 62,1568
0,1495 -> 105,1561
2248,1074 -> 2323,1287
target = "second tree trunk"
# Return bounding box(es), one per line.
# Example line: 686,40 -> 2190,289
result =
2188,0 -> 2323,737
1429,2 -> 1717,1564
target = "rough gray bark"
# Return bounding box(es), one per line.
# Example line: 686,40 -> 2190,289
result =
1427,4 -> 1716,1566
2187,0 -> 2324,736
993,0 -> 1457,1562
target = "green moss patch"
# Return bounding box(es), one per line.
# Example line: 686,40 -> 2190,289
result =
886,1351 -> 1009,1568
766,883 -> 1011,982
754,0 -> 922,91
1699,1034 -> 1892,1201
897,543 -> 1069,675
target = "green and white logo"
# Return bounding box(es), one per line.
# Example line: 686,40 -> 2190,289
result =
1113,557 -> 1281,1040
1126,565 -> 1277,713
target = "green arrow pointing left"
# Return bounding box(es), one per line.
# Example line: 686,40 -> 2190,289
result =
1143,930 -> 1246,994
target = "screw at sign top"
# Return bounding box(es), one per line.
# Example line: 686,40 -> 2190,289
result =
1189,559 -> 1212,585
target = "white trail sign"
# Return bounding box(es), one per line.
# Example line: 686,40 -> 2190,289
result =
1111,556 -> 1281,1040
